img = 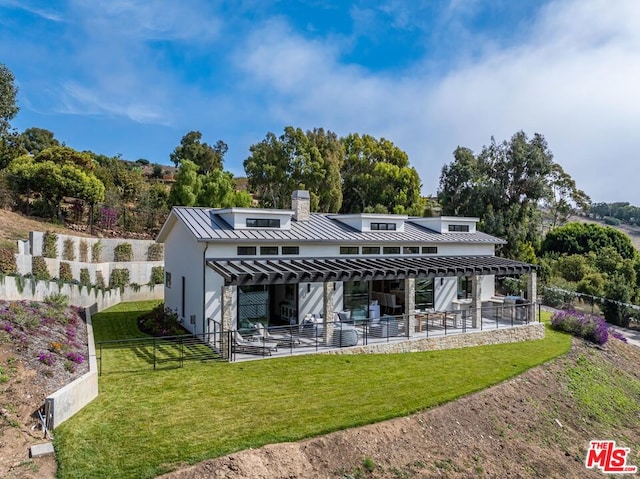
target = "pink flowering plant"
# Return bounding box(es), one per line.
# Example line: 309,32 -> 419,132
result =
550,310 -> 610,345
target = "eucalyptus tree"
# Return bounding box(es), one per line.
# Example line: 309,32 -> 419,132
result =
438,131 -> 586,260
340,133 -> 423,215
244,126 -> 344,212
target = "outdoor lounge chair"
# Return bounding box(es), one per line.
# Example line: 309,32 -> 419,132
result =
233,331 -> 278,356
255,323 -> 300,347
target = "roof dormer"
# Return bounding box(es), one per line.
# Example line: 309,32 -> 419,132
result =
409,216 -> 478,234
329,213 -> 407,232
215,208 -> 294,230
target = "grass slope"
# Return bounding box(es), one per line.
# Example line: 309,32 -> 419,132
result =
54,302 -> 570,479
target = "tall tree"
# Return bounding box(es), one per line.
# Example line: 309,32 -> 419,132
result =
438,131 -> 584,259
545,163 -> 590,227
0,64 -> 23,169
0,63 -> 19,136
340,133 -> 423,214
170,131 -> 226,174
244,126 -> 344,212
20,127 -> 60,155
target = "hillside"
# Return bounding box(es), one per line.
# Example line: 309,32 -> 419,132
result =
160,337 -> 640,479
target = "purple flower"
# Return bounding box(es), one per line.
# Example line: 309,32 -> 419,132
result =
66,351 -> 84,364
550,309 -> 609,345
38,351 -> 56,366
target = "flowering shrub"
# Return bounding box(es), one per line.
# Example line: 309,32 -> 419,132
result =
38,351 -> 56,366
609,330 -> 628,343
66,351 -> 84,364
550,310 -> 609,345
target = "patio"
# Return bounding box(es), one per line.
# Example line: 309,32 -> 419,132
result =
229,302 -> 540,361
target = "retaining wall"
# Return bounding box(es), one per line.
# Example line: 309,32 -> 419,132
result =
0,276 -> 163,310
44,306 -> 98,430
28,231 -> 161,262
321,322 -> 546,355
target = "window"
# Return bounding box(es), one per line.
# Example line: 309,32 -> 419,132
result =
282,246 -> 299,255
415,278 -> 434,310
383,246 -> 400,255
165,271 -> 172,288
238,285 -> 269,332
458,277 -> 472,299
403,246 -> 419,254
340,246 -> 359,255
422,246 -> 438,254
448,224 -> 469,232
260,246 -> 278,255
343,281 -> 369,317
237,246 -> 257,256
246,218 -> 280,228
371,222 -> 396,231
362,246 -> 380,254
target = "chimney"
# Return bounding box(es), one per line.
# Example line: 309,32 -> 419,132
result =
291,190 -> 310,221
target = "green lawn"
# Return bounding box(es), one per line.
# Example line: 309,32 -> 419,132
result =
55,302 -> 570,479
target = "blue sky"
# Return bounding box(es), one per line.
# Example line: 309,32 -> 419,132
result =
1,0 -> 640,204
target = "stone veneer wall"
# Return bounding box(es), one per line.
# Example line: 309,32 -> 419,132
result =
320,322 -> 545,356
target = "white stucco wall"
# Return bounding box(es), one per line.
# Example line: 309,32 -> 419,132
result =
205,241 -> 495,259
163,221 -> 206,335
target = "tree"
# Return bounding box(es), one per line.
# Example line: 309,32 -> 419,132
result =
340,133 -> 423,214
0,63 -> 19,136
20,127 -> 60,155
197,169 -> 253,208
540,222 -> 637,261
6,151 -> 104,219
170,131 -> 226,174
0,64 -> 23,169
244,126 -> 344,212
438,131 -> 585,259
168,160 -> 199,207
601,274 -> 632,327
545,163 -> 590,227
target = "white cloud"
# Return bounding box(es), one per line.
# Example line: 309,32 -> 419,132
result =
233,0 -> 640,203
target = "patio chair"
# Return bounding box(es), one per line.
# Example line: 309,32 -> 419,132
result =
233,331 -> 278,356
255,323 -> 300,347
386,294 -> 402,315
370,315 -> 399,338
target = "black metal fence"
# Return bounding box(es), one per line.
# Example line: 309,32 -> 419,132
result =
96,332 -> 222,375
97,303 -> 537,371
228,302 -> 537,361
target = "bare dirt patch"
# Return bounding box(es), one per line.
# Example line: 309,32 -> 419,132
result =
161,339 -> 640,479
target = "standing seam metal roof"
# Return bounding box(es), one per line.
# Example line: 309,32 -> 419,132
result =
170,207 -> 506,244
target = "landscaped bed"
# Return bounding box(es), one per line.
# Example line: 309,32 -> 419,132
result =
54,301 -> 571,479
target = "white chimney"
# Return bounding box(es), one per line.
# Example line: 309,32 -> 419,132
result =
291,190 -> 310,221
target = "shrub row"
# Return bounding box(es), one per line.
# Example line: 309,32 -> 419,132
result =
550,310 -> 609,345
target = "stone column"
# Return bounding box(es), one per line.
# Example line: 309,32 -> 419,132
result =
404,277 -> 416,336
220,285 -> 234,360
323,282 -> 335,346
526,271 -> 537,322
471,275 -> 482,328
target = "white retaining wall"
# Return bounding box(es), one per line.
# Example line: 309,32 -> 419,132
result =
0,276 -> 163,309
28,231 -> 161,262
45,306 -> 99,430
12,231 -> 164,286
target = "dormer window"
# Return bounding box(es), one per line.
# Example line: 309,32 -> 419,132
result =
247,218 -> 280,228
371,222 -> 396,231
448,224 -> 469,232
